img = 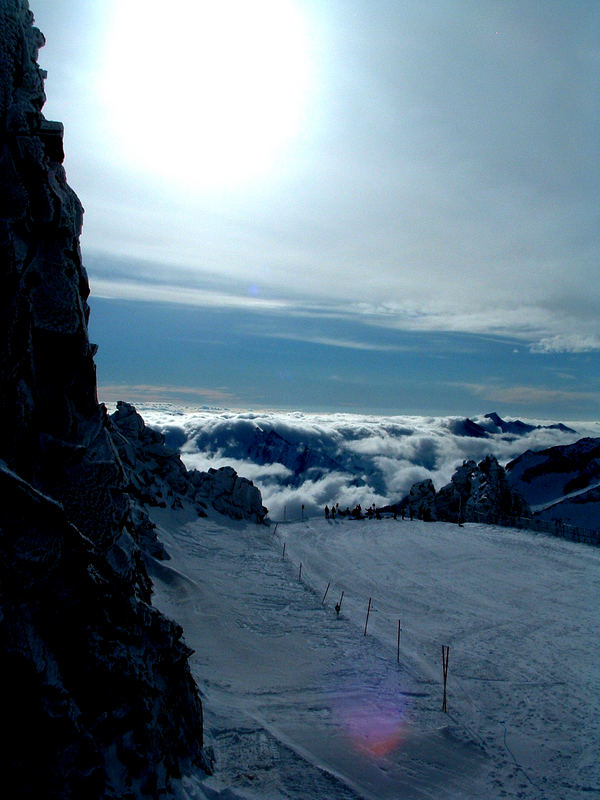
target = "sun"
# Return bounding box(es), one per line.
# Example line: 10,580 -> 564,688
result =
99,0 -> 313,190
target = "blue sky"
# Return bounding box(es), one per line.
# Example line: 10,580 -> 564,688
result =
33,1 -> 600,418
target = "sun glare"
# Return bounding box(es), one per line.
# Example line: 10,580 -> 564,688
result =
99,0 -> 313,190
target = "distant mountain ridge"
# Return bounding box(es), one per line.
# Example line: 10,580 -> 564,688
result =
190,422 -> 357,487
481,411 -> 575,436
448,412 -> 576,439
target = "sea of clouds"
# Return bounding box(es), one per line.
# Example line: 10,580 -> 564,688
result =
131,404 -> 600,521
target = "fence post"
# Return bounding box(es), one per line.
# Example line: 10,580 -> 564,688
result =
321,581 -> 331,605
397,619 -> 401,663
335,591 -> 344,617
441,645 -> 450,712
364,597 -> 372,636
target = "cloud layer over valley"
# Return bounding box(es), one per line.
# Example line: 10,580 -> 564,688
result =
133,405 -> 599,520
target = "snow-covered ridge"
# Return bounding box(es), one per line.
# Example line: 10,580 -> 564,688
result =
506,437 -> 600,528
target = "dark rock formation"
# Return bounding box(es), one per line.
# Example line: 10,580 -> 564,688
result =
0,2 -> 218,795
402,455 -> 529,523
404,478 -> 437,520
0,463 -> 205,799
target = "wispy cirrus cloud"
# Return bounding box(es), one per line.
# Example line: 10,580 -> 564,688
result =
91,278 -> 290,312
458,383 -> 599,406
99,383 -> 238,405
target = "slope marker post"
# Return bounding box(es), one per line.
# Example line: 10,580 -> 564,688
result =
364,597 -> 372,636
321,581 -> 331,605
298,562 -> 302,582
397,619 -> 401,663
442,645 -> 450,712
335,590 -> 344,617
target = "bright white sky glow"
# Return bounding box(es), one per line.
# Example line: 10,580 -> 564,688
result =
33,0 -> 600,418
99,0 -> 312,189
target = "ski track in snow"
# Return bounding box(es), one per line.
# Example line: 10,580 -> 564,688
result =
148,509 -> 600,799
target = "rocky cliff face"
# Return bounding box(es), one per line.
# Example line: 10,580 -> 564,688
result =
0,2 -> 226,795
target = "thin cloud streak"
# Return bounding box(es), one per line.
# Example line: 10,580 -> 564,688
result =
91,279 -> 291,312
458,383 -> 599,406
91,272 -> 600,353
100,384 -> 239,405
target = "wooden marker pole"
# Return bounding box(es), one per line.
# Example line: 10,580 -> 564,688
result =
397,619 -> 402,663
441,645 -> 450,712
282,542 -> 286,559
273,522 -> 279,535
321,581 -> 331,605
335,590 -> 344,617
364,597 -> 372,636
298,562 -> 302,582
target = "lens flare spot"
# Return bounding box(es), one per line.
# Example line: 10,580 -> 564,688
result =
336,697 -> 408,758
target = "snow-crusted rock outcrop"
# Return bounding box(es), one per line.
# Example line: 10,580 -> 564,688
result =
403,478 -> 437,520
0,3 -> 210,795
111,401 -> 267,523
402,455 -> 529,523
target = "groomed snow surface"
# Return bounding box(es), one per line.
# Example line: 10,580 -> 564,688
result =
149,510 -> 600,799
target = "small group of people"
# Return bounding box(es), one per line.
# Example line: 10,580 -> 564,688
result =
324,502 -> 407,521
324,503 -> 347,520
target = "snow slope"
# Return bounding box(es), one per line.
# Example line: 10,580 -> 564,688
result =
149,510 -> 600,799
